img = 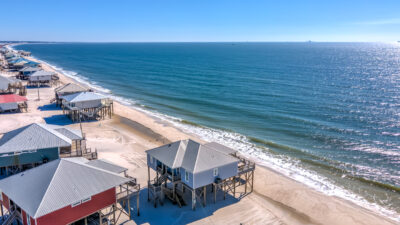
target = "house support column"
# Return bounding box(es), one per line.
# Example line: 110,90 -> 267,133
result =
137,189 -> 140,216
191,189 -> 196,210
214,183 -> 217,203
113,204 -> 116,224
1,204 -> 3,221
99,210 -> 102,225
251,169 -> 254,192
147,166 -> 150,201
233,176 -> 237,197
203,186 -> 206,206
84,217 -> 87,225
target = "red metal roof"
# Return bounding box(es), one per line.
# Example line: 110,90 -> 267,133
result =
0,94 -> 27,104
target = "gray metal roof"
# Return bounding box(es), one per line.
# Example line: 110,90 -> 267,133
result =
203,142 -> 238,156
146,139 -> 239,174
0,157 -> 131,218
86,159 -> 128,174
19,67 -> 40,72
62,92 -> 107,103
0,123 -> 82,153
44,124 -> 83,140
0,75 -> 17,90
55,83 -> 89,95
30,70 -> 55,77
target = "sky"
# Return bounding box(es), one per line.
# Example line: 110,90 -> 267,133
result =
1,0 -> 400,42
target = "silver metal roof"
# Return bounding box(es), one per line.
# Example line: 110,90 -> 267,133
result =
30,70 -> 55,77
0,123 -> 82,153
86,159 -> 128,174
146,139 -> 239,174
0,157 -> 130,218
203,142 -> 238,156
44,124 -> 83,140
0,75 -> 17,90
62,92 -> 107,103
19,67 -> 40,72
55,83 -> 89,95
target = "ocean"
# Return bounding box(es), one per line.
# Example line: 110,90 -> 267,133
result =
15,42 -> 400,220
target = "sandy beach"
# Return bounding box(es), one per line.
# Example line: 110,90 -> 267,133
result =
0,53 -> 398,225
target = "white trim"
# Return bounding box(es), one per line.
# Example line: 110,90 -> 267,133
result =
81,196 -> 91,203
71,201 -> 81,207
185,171 -> 189,182
213,168 -> 218,177
26,213 -> 31,225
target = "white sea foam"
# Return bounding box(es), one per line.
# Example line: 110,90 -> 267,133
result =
13,45 -> 400,222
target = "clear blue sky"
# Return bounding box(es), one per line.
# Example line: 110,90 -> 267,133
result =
1,0 -> 400,42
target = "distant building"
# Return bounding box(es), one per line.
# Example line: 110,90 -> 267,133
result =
61,92 -> 113,122
0,157 -> 140,225
0,76 -> 25,96
18,67 -> 41,80
27,70 -> 56,86
146,139 -> 255,209
54,83 -> 90,106
0,123 -> 96,176
0,94 -> 27,113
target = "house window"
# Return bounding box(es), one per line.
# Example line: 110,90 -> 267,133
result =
150,156 -> 153,164
26,213 -> 31,225
71,201 -> 81,207
213,168 -> 218,177
82,197 -> 91,203
185,171 -> 189,182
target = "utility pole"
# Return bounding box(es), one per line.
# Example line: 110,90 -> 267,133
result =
37,82 -> 40,101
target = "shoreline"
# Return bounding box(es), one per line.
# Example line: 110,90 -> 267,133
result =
3,44 -> 398,224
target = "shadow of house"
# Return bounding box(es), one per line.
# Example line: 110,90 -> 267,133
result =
128,187 -> 238,225
38,103 -> 59,111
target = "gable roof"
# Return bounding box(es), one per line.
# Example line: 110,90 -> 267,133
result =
30,70 -> 55,77
55,83 -> 89,95
0,94 -> 27,104
146,139 -> 239,174
62,92 -> 107,103
20,66 -> 41,72
0,158 -> 130,218
86,159 -> 128,174
0,123 -> 82,153
0,76 -> 17,90
203,142 -> 238,156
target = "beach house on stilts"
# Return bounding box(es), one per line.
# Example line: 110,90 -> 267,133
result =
27,71 -> 57,87
146,139 -> 255,210
0,94 -> 27,113
53,83 -> 90,106
0,75 -> 26,96
0,157 -> 140,225
0,123 -> 97,177
61,92 -> 113,122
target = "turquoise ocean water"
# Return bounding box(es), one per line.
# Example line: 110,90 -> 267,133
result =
15,43 -> 400,220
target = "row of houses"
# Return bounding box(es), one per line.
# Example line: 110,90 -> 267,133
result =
0,122 -> 254,224
0,46 -> 255,225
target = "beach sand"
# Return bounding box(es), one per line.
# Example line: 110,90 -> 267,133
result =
0,55 -> 398,225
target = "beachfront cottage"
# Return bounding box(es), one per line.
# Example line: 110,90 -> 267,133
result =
0,123 -> 97,177
0,75 -> 26,95
146,139 -> 255,210
53,83 -> 90,106
0,157 -> 140,225
0,94 -> 27,113
18,66 -> 41,80
27,70 -> 56,86
61,91 -> 113,121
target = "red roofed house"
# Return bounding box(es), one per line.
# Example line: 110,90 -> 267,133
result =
0,94 -> 27,113
0,158 -> 140,225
